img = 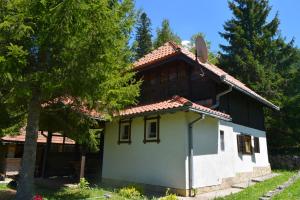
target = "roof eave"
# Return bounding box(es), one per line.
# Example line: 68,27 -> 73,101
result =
188,108 -> 232,121
116,105 -> 231,121
222,79 -> 280,111
117,106 -> 187,119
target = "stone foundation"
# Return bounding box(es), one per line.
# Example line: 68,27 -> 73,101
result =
195,166 -> 271,194
102,166 -> 271,197
101,178 -> 189,196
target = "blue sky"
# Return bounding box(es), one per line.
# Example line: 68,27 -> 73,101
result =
134,0 -> 300,53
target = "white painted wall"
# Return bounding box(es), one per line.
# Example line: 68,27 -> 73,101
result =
103,111 -> 270,190
189,114 -> 270,188
220,121 -> 270,173
102,112 -> 188,189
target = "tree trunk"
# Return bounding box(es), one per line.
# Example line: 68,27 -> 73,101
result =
15,88 -> 41,200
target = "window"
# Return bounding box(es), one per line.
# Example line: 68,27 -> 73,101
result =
118,119 -> 132,144
220,130 -> 225,151
144,116 -> 160,143
237,134 -> 253,154
254,137 -> 260,153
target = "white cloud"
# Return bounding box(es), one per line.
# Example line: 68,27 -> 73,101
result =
181,40 -> 193,50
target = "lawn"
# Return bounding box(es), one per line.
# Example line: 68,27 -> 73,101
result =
272,177 -> 300,200
35,187 -> 125,200
0,182 -> 161,200
0,171 -> 297,200
0,184 -> 131,200
215,170 -> 296,200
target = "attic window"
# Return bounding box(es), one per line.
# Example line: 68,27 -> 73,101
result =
118,119 -> 132,144
143,116 -> 160,143
237,134 -> 253,155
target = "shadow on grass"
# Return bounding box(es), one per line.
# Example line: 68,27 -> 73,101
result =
36,187 -> 91,200
0,189 -> 16,200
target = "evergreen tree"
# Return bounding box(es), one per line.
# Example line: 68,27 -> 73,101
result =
134,12 -> 152,59
219,0 -> 299,152
219,0 -> 297,99
0,0 -> 139,199
153,19 -> 181,48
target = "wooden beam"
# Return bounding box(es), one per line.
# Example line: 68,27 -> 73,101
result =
62,135 -> 66,152
79,153 -> 86,179
99,130 -> 105,181
41,131 -> 52,178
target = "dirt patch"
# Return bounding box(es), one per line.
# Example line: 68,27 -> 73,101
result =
0,189 -> 16,200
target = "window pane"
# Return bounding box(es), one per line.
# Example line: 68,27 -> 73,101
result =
220,131 -> 225,151
244,136 -> 252,154
121,124 -> 130,140
148,122 -> 157,138
254,137 -> 260,153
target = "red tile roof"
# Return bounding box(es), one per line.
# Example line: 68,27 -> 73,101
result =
1,130 -> 75,144
134,42 -> 279,110
117,95 -> 231,121
43,96 -> 102,119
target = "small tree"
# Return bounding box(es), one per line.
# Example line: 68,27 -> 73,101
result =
0,0 -> 139,199
153,19 -> 181,48
134,12 -> 153,59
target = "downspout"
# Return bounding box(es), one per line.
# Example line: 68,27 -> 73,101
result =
188,114 -> 205,197
210,75 -> 233,109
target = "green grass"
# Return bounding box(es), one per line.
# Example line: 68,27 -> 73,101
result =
36,187 -> 123,200
0,183 -> 9,190
0,184 -> 157,200
272,177 -> 300,200
216,170 -> 296,200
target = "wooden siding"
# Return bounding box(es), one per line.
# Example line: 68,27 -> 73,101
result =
136,57 -> 265,131
138,60 -> 217,105
219,90 -> 265,130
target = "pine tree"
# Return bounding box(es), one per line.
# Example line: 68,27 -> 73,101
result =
218,0 -> 297,99
219,0 -> 299,152
134,12 -> 152,59
0,0 -> 139,199
153,19 -> 181,48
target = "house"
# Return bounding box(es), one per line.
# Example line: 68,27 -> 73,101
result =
0,131 -> 77,177
101,42 -> 279,196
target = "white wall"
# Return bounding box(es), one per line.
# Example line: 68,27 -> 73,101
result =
220,121 -> 270,173
190,115 -> 270,188
103,111 -> 270,190
102,112 -> 188,189
185,113 -> 224,188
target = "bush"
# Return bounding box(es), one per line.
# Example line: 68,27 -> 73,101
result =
118,185 -> 143,199
159,194 -> 178,200
159,189 -> 179,200
78,178 -> 90,190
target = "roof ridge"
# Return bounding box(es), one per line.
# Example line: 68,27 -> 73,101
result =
171,95 -> 192,106
167,41 -> 181,51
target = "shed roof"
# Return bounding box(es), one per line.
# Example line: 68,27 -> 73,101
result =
1,130 -> 75,145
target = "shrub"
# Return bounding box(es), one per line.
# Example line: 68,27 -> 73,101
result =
159,194 -> 178,200
159,189 -> 179,200
118,185 -> 143,199
78,178 -> 90,190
